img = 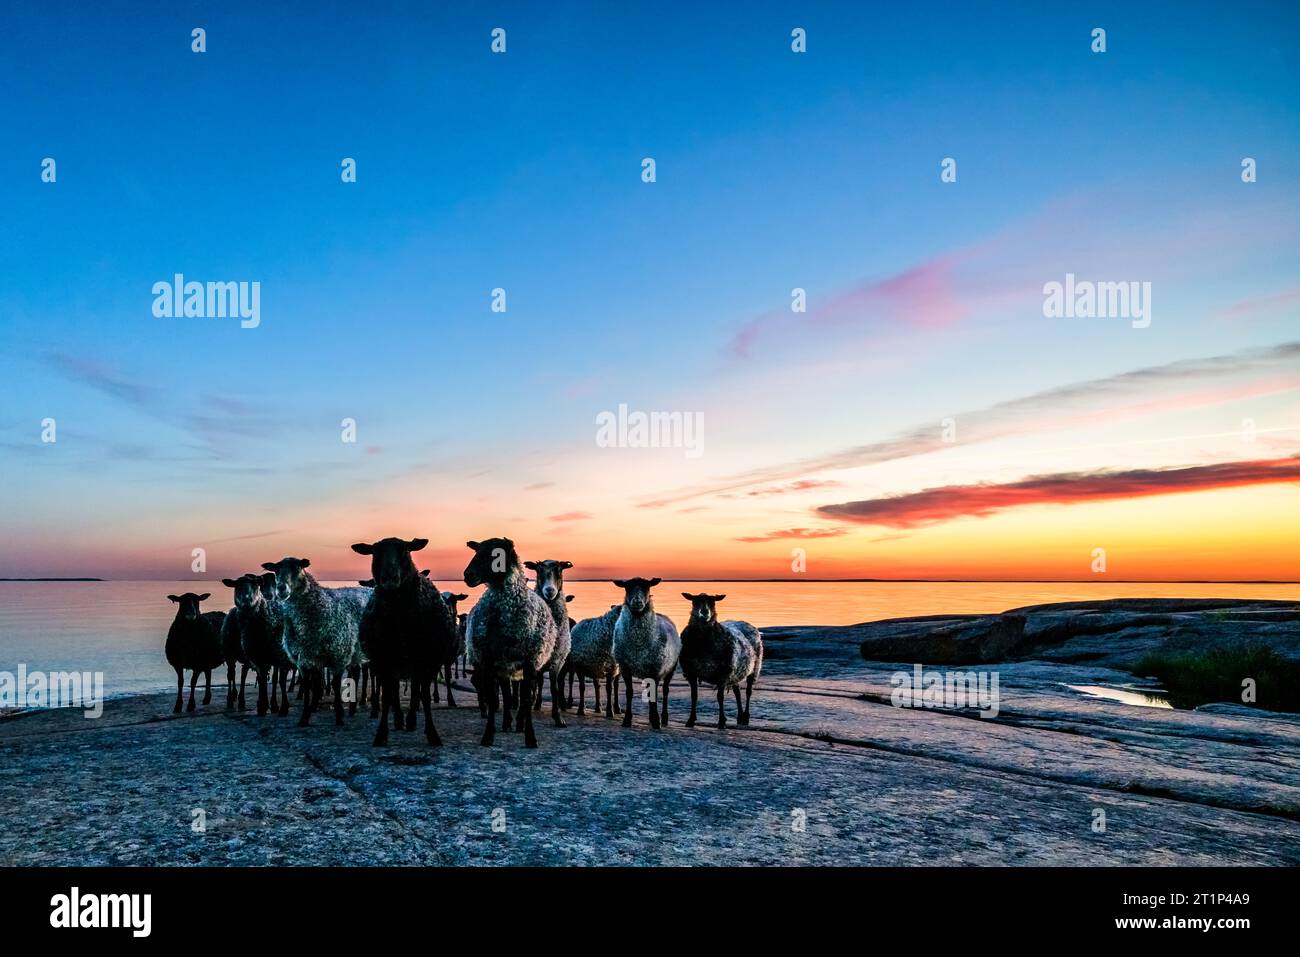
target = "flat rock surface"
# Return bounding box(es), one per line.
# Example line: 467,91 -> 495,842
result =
2,635 -> 1299,865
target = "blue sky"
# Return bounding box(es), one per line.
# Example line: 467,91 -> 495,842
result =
1,1 -> 1298,579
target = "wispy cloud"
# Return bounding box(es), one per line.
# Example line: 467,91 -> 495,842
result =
637,341 -> 1300,510
549,511 -> 593,523
817,456 -> 1300,528
736,526 -> 849,543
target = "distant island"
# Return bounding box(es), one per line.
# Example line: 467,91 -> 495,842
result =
0,578 -> 105,582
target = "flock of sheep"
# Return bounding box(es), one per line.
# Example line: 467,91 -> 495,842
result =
163,536 -> 764,748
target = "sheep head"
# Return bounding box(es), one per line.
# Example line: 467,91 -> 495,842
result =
525,559 -> 572,602
462,538 -> 518,587
682,592 -> 726,624
613,577 -> 661,615
440,591 -> 471,615
222,573 -> 266,611
167,592 -> 210,621
350,537 -> 426,592
261,557 -> 312,600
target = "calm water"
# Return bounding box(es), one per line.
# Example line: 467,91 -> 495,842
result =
2,580 -> 1298,699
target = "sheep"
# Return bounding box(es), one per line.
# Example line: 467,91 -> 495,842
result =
221,573 -> 292,717
164,593 -> 226,713
262,557 -> 369,728
523,559 -> 572,725
219,588 -> 253,711
463,538 -> 556,748
564,603 -> 623,718
611,578 -> 680,729
438,590 -> 470,703
352,537 -> 455,747
678,593 -> 763,728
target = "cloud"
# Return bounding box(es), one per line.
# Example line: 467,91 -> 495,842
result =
817,455 -> 1300,528
1216,285 -> 1300,320
548,511 -> 593,523
736,526 -> 849,543
745,479 -> 843,497
727,252 -> 969,359
524,481 -> 555,491
636,341 -> 1300,509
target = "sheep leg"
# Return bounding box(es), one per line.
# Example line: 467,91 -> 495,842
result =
444,662 -> 457,708
578,675 -> 587,716
256,670 -> 269,717
369,670 -> 380,718
498,678 -> 513,731
238,663 -> 250,710
622,674 -> 634,728
648,681 -> 661,730
225,660 -> 237,710
373,671 -> 391,747
187,670 -> 198,712
278,667 -> 290,716
297,668 -> 314,726
716,685 -> 728,729
612,675 -> 621,714
390,677 -> 404,731
686,676 -> 699,727
404,680 -> 419,731
480,666 -> 498,747
550,665 -> 566,727
521,663 -> 538,748
431,671 -> 440,703
743,675 -> 755,725
173,668 -> 184,713
203,669 -> 212,705
420,672 -> 442,747
269,667 -> 278,712
660,668 -> 673,726
331,669 -> 345,726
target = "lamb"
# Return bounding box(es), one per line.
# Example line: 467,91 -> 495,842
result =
678,593 -> 763,728
352,537 -> 455,747
164,593 -> 226,713
523,559 -> 572,725
439,590 -> 470,699
262,557 -> 369,728
221,573 -> 291,717
611,578 -> 681,729
463,538 -> 556,748
564,603 -> 623,718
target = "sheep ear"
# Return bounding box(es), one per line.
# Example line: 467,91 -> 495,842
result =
503,539 -> 514,548
261,562 -> 277,572
682,592 -> 695,601
197,593 -> 210,601
408,538 -> 428,551
454,593 -> 469,601
524,561 -> 538,569
648,578 -> 662,587
420,569 -> 430,577
565,594 -> 574,602
300,560 -> 311,569
168,595 -> 180,602
560,561 -> 573,569
351,543 -> 373,555
466,541 -> 480,550
612,579 -> 627,588
221,578 -> 239,587
712,594 -> 726,602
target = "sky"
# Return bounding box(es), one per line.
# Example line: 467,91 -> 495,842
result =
1,0 -> 1298,582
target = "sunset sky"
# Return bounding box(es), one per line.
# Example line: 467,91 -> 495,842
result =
1,1 -> 1298,582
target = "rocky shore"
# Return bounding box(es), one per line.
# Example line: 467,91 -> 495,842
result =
2,598 -> 1298,866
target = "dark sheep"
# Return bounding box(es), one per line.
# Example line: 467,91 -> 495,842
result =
164,593 -> 226,713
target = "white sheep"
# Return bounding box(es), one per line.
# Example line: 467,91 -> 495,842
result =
463,538 -> 556,748
611,577 -> 680,729
565,604 -> 622,718
262,557 -> 369,727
